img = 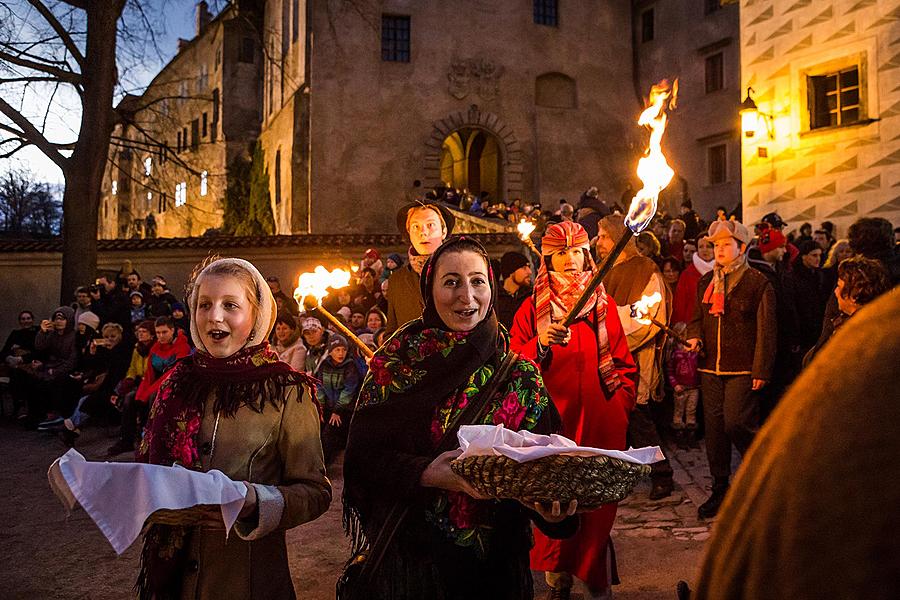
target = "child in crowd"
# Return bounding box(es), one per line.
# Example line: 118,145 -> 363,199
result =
107,320 -> 156,456
315,334 -> 359,466
666,323 -> 700,449
130,291 -> 146,324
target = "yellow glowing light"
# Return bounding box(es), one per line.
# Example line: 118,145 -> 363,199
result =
625,79 -> 677,234
517,219 -> 536,241
741,109 -> 759,138
293,266 -> 352,305
631,291 -> 663,325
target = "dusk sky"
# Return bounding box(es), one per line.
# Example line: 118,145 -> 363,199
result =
2,0 -> 228,186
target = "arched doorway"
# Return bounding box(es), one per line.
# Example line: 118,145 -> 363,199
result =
439,128 -> 501,203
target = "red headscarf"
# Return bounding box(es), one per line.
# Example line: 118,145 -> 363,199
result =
534,222 -> 621,392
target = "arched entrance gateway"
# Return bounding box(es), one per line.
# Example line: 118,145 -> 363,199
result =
423,105 -> 524,202
440,128 -> 501,201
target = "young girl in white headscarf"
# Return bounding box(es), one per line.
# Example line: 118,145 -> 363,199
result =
137,257 -> 331,599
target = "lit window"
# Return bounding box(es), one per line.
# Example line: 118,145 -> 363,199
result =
111,180 -> 118,196
809,66 -> 861,130
200,171 -> 208,196
175,182 -> 188,207
147,191 -> 152,201
143,156 -> 152,176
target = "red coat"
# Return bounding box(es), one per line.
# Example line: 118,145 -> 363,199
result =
672,263 -> 702,325
509,295 -> 637,591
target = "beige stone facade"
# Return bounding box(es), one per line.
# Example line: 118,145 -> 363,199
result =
99,3 -> 262,239
635,0 -> 742,220
740,0 -> 900,236
264,0 -> 643,234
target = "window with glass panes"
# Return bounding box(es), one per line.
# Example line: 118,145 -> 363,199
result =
705,52 -> 724,93
382,15 -> 410,62
708,144 -> 727,185
534,0 -> 558,26
809,67 -> 860,129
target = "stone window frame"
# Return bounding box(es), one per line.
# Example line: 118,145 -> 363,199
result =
798,51 -> 872,136
706,143 -> 728,186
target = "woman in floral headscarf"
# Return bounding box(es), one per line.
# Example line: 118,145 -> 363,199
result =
510,221 -> 637,599
343,236 -> 576,600
136,257 -> 331,599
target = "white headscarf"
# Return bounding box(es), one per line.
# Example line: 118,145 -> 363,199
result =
187,257 -> 276,355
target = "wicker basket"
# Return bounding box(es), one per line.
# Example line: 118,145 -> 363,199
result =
451,454 -> 651,509
144,504 -> 219,526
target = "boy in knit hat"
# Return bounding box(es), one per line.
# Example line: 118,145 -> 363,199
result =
686,220 -> 777,519
495,251 -> 532,329
316,333 -> 359,465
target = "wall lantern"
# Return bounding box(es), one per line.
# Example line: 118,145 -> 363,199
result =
740,87 -> 774,140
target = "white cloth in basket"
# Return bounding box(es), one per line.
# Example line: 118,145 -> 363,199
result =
457,424 -> 665,464
48,449 -> 247,554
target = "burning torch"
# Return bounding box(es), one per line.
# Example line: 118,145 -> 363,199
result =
629,292 -> 685,347
517,219 -> 540,256
293,266 -> 375,360
561,79 -> 677,328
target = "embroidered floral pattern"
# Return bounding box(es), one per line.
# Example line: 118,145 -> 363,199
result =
425,357 -> 548,554
359,328 -> 471,406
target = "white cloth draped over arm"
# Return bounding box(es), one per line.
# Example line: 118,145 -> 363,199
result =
617,272 -> 666,344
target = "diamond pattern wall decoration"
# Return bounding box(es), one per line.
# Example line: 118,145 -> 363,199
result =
770,187 -> 797,203
788,163 -> 817,179
867,6 -> 900,29
787,35 -> 814,54
869,196 -> 900,213
826,156 -> 858,173
770,63 -> 791,78
746,32 -> 757,46
750,6 -> 775,25
845,135 -> 880,148
802,5 -> 833,28
805,143 -> 838,156
847,174 -> 881,192
878,52 -> 900,71
766,20 -> 794,40
747,193 -> 760,207
807,181 -> 836,198
825,200 -> 858,217
784,0 -> 813,14
826,21 -> 856,41
787,205 -> 816,221
845,0 -> 876,14
870,148 -> 900,166
751,46 -> 776,64
881,99 -> 900,118
750,170 -> 778,186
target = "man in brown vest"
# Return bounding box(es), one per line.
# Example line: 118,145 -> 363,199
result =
597,214 -> 674,500
686,219 -> 777,519
385,200 -> 455,333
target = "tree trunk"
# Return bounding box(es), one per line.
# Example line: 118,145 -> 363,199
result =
58,0 -> 125,304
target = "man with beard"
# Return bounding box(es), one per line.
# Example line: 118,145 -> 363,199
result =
495,251 -> 533,329
597,214 -> 675,500
385,200 -> 455,333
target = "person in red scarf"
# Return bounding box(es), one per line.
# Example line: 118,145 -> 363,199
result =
686,220 -> 776,519
509,221 -> 637,600
136,257 -> 331,599
134,316 -> 191,405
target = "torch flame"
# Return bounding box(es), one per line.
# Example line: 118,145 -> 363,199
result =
293,266 -> 352,306
631,291 -> 663,325
626,79 -> 678,234
517,219 -> 536,241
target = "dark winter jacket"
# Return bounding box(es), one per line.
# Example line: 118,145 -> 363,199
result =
315,356 -> 359,413
495,285 -> 532,330
33,306 -> 77,381
785,263 -> 829,349
687,268 -> 777,380
1,325 -> 38,361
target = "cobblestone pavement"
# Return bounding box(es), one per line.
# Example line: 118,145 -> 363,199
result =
0,414 -> 720,600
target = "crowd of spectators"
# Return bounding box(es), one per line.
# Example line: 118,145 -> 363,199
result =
1,192 -> 896,495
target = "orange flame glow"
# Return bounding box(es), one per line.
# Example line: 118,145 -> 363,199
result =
626,79 -> 677,234
631,291 -> 663,325
293,266 -> 352,305
517,219 -> 536,241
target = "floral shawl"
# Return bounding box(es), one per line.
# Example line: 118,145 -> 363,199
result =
135,342 -> 317,599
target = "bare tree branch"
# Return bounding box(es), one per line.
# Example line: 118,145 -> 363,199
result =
0,96 -> 68,170
58,0 -> 88,10
0,48 -> 82,85
0,76 -> 61,84
0,139 -> 31,159
26,0 -> 86,68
